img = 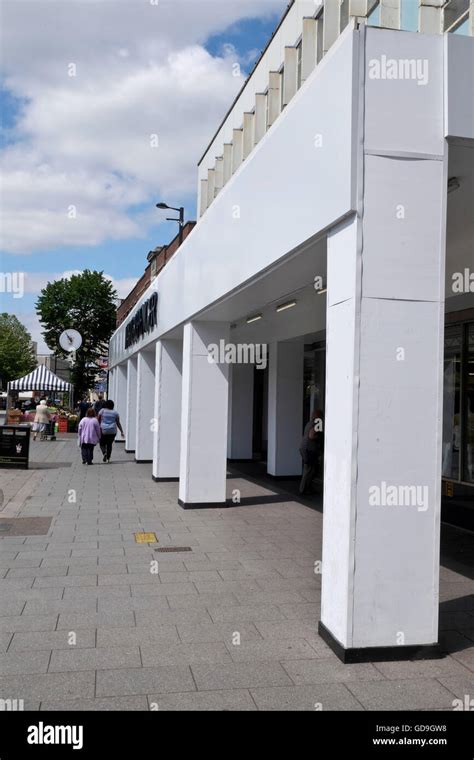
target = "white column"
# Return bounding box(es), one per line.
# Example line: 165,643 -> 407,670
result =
207,168 -> 215,205
179,321 -> 230,507
254,94 -> 267,143
283,46 -> 298,106
232,129 -> 243,173
267,71 -> 281,127
267,341 -> 304,476
227,363 -> 254,460
135,350 -> 155,462
214,156 -> 224,195
114,363 -> 127,443
321,156 -> 446,656
199,179 -> 208,216
153,339 -> 182,481
302,17 -> 317,82
223,144 -> 232,184
107,369 -> 115,402
242,112 -> 255,159
380,0 -> 401,29
125,357 -> 137,452
419,0 -> 443,33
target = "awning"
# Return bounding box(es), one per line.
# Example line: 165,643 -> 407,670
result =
8,365 -> 72,392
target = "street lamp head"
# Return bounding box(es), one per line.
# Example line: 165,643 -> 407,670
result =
156,202 -> 169,210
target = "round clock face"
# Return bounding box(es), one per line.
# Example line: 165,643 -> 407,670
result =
59,329 -> 82,352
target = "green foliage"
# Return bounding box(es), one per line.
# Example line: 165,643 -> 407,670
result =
36,270 -> 117,398
0,313 -> 37,388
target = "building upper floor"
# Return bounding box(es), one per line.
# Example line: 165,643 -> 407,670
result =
197,0 -> 474,218
116,221 -> 196,327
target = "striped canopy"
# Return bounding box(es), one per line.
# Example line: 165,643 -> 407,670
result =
8,365 -> 72,392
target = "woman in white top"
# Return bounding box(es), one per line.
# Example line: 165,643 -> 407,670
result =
33,400 -> 50,441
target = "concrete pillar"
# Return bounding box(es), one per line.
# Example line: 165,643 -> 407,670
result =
267,71 -> 282,127
214,156 -> 224,195
115,363 -> 127,443
321,153 -> 447,658
243,112 -> 255,159
232,129 -> 243,174
135,350 -> 155,462
227,363 -> 254,460
125,357 -> 137,453
283,47 -> 298,106
323,0 -> 341,55
153,339 -> 182,481
199,179 -> 207,217
207,168 -> 215,205
419,0 -> 443,33
223,144 -> 232,184
179,321 -> 230,508
255,94 -> 267,143
267,341 -> 304,476
302,17 -> 317,81
380,0 -> 400,29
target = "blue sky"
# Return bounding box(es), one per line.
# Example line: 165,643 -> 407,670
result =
0,0 -> 286,351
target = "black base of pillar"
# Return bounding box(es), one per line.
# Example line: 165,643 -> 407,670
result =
152,476 -> 179,482
266,473 -> 301,481
227,458 -> 254,463
135,459 -> 152,464
318,622 -> 442,664
124,448 -> 135,454
178,498 -> 227,510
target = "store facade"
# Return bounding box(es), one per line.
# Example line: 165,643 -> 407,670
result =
108,9 -> 474,661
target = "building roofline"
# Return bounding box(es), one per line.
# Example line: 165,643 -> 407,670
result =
197,0 -> 296,167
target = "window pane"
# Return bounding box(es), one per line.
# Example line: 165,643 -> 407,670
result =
368,2 -> 381,26
401,0 -> 418,32
463,324 -> 474,483
443,325 -> 462,480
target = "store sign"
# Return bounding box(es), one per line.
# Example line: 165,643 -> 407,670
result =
125,293 -> 158,349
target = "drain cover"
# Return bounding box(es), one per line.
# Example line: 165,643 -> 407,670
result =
0,524 -> 12,533
155,547 -> 192,553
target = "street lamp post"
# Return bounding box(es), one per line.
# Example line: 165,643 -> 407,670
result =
156,202 -> 185,247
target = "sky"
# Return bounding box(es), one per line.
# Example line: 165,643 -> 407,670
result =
0,0 -> 288,353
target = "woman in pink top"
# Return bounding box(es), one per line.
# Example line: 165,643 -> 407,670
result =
78,408 -> 101,465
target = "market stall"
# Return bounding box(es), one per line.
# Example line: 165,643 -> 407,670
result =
6,366 -> 76,436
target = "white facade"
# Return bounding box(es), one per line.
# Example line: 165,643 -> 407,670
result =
108,6 -> 474,660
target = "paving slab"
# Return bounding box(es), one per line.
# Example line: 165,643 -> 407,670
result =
191,661 -> 293,690
146,689 -> 257,711
96,665 -> 196,697
49,646 -> 141,672
346,679 -> 457,711
250,683 -> 365,711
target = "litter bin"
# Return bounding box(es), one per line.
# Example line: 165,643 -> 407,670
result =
0,425 -> 31,469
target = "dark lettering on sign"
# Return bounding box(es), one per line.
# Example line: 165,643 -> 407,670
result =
125,293 -> 158,349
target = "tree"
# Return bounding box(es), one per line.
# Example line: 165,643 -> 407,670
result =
0,314 -> 37,388
36,270 -> 117,399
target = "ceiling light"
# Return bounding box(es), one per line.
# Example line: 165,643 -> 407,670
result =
276,301 -> 297,313
317,288 -> 327,295
246,314 -> 262,324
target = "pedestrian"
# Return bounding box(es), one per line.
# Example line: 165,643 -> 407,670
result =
98,400 -> 124,463
78,397 -> 91,420
32,399 -> 51,442
78,408 -> 101,465
93,394 -> 105,415
299,409 -> 324,495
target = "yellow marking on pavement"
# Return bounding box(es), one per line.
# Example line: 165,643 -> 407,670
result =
134,532 -> 158,544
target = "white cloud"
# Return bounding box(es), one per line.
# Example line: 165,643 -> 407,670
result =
0,0 -> 287,254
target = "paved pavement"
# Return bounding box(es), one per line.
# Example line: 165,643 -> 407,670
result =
0,434 -> 473,711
